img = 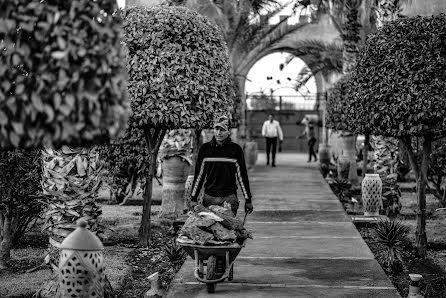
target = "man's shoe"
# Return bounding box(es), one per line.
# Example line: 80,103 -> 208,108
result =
272,164 -> 276,167
266,161 -> 269,165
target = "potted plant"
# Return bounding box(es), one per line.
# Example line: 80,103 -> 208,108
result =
158,129 -> 193,219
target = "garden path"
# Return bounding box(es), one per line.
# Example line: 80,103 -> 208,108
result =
167,153 -> 400,297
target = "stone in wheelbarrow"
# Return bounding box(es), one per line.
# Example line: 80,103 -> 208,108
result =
210,222 -> 237,241
181,225 -> 214,245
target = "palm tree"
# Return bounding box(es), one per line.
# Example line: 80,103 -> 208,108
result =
167,0 -> 314,136
41,146 -> 103,246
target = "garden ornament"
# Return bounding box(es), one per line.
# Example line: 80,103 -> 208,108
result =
58,219 -> 104,298
144,272 -> 165,297
407,274 -> 423,298
361,174 -> 383,216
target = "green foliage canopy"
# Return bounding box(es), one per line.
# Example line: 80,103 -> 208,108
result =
0,0 -> 129,149
122,6 -> 234,130
0,148 -> 43,242
335,14 -> 446,138
325,75 -> 353,132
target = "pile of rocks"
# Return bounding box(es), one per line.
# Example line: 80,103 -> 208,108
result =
176,204 -> 252,246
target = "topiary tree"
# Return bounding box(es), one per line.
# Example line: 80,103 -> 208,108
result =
122,6 -> 234,246
0,0 -> 129,149
329,14 -> 446,258
0,148 -> 43,269
0,0 -> 128,295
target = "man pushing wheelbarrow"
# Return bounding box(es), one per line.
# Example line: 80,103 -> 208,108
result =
176,114 -> 254,293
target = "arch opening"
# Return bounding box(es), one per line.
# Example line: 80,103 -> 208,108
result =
245,52 -> 317,111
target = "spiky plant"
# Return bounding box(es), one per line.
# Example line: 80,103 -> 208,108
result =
162,239 -> 186,270
41,146 -> 103,245
374,219 -> 410,274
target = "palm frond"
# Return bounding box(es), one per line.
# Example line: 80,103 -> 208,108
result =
235,21 -> 311,73
227,1 -> 291,53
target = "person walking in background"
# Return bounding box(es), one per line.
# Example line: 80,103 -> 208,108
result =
298,117 -> 318,162
261,114 -> 283,167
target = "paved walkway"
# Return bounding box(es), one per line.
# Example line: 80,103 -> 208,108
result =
167,153 -> 400,297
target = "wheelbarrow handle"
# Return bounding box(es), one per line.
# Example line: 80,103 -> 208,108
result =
243,212 -> 248,226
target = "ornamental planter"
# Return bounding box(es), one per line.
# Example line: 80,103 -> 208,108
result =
59,220 -> 104,298
361,174 -> 383,216
159,156 -> 190,219
318,144 -> 331,164
337,134 -> 359,185
244,141 -> 258,169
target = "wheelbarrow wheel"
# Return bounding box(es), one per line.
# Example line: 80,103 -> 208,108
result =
206,256 -> 217,293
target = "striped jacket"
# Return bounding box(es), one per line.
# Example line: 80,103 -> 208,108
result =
190,137 -> 252,202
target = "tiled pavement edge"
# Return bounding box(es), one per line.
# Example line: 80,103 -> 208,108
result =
167,153 -> 401,297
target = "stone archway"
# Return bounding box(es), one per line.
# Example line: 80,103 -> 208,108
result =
234,13 -> 341,138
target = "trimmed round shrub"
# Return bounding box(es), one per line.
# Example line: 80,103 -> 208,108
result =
343,14 -> 446,137
326,75 -> 354,131
0,0 -> 129,149
123,5 -> 234,130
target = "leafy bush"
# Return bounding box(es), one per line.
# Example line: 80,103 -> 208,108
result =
0,148 -> 43,267
374,219 -> 410,274
0,0 -> 129,149
381,174 -> 402,218
326,75 -> 353,132
162,239 -> 186,269
327,177 -> 352,203
99,121 -> 149,203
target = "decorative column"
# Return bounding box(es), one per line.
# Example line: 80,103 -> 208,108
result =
361,174 -> 383,216
59,219 -> 104,298
318,92 -> 331,164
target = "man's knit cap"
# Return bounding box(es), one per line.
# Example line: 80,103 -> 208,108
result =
213,115 -> 230,131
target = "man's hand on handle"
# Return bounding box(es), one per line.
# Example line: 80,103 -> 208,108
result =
188,198 -> 198,211
245,201 -> 254,214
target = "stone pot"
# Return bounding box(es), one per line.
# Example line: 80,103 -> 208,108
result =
318,144 -> 331,164
244,141 -> 258,169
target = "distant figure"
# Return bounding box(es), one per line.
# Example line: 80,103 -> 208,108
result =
298,117 -> 318,162
261,114 -> 283,167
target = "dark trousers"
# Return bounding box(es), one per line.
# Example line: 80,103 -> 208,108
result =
308,137 -> 317,161
265,137 -> 277,165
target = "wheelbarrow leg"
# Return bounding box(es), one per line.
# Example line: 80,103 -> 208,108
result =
206,256 -> 217,293
228,264 -> 234,281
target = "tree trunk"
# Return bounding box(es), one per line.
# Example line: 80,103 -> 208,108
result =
362,134 -> 369,178
139,127 -> 166,247
139,160 -> 155,247
0,213 -> 12,269
416,136 -> 432,258
190,129 -> 202,175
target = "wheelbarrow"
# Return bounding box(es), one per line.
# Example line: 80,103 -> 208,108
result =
177,240 -> 246,293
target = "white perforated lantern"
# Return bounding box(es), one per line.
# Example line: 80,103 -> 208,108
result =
361,174 -> 383,216
59,219 -> 104,298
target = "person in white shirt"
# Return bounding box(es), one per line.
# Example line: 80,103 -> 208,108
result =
261,114 -> 283,167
